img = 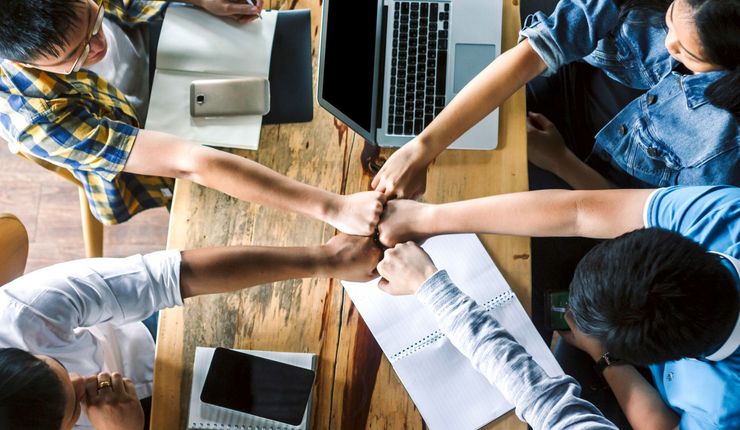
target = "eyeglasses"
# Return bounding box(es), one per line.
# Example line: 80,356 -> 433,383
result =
68,0 -> 105,74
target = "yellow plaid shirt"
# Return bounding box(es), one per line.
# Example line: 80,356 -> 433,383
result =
0,0 -> 174,225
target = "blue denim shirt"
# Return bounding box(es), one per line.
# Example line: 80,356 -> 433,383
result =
520,0 -> 739,187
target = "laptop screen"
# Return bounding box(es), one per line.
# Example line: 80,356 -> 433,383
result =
319,0 -> 380,139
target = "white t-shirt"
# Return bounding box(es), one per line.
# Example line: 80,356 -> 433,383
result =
0,250 -> 182,428
86,18 -> 151,122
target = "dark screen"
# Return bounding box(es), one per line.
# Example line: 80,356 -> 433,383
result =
322,0 -> 379,134
201,348 -> 315,426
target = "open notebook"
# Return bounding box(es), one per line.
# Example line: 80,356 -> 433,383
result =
342,234 -> 564,429
188,347 -> 316,430
146,6 -> 277,149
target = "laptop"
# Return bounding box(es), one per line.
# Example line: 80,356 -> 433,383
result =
318,0 -> 503,150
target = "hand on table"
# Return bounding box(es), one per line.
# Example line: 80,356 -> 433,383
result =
377,199 -> 433,247
526,112 -> 572,175
323,233 -> 383,282
559,310 -> 607,362
371,139 -> 430,199
83,372 -> 145,430
377,242 -> 438,295
193,0 -> 264,23
325,191 -> 386,236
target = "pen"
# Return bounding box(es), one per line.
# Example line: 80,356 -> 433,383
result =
245,0 -> 263,20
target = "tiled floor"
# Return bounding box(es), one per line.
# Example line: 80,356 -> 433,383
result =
0,144 -> 169,274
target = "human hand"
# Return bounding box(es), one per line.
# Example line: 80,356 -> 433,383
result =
371,140 -> 430,199
376,242 -> 438,295
377,199 -> 433,247
192,0 -> 263,23
559,310 -> 607,362
325,191 -> 385,236
322,234 -> 382,282
83,373 -> 145,430
526,112 -> 572,175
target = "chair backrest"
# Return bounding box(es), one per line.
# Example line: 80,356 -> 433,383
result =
0,213 -> 29,285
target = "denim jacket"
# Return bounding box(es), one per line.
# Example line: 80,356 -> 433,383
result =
520,0 -> 739,187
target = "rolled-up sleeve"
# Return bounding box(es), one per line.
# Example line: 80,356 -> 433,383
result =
0,250 -> 183,339
519,0 -> 620,76
416,270 -> 617,430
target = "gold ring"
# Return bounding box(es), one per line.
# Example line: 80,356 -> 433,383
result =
97,380 -> 112,391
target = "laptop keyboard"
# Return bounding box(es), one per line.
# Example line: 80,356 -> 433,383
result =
388,1 -> 450,136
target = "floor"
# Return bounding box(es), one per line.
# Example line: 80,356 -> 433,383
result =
0,143 -> 169,274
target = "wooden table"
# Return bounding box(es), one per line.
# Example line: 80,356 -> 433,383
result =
151,0 -> 530,428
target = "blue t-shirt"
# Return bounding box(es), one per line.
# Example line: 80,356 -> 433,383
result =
644,186 -> 740,429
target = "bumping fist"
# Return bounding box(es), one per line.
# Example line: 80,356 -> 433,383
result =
323,233 -> 383,282
377,199 -> 432,247
326,191 -> 386,237
377,242 -> 438,295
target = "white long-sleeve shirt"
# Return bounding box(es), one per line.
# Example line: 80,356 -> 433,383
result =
0,250 -> 182,428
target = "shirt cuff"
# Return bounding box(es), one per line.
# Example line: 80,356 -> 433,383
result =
519,13 -> 563,77
142,249 -> 184,308
416,269 -> 459,308
642,188 -> 664,228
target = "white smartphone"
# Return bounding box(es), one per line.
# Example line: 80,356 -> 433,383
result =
189,77 -> 270,117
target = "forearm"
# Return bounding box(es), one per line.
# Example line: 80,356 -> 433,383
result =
420,189 -> 651,239
126,130 -> 335,223
416,41 -> 546,161
601,365 -> 679,430
553,151 -> 614,190
179,245 -> 335,299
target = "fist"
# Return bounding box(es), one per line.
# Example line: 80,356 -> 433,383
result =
377,242 -> 438,295
377,199 -> 431,247
323,234 -> 382,282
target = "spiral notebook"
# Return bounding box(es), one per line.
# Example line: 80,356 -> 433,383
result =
342,234 -> 564,429
187,347 -> 316,430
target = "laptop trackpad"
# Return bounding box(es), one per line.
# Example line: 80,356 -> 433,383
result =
453,43 -> 497,93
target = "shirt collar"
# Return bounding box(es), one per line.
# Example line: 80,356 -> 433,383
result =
704,253 -> 740,362
671,68 -> 728,109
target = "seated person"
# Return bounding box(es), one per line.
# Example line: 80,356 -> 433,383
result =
0,0 -> 383,234
377,241 -> 617,430
0,234 -> 381,429
372,0 -> 739,196
377,185 -> 739,429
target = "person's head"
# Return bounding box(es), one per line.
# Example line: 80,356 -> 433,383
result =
0,0 -> 108,74
664,0 -> 740,117
568,228 -> 738,366
0,348 -> 87,430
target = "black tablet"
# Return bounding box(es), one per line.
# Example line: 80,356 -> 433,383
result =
200,348 -> 315,426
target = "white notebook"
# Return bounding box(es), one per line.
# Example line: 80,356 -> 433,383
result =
342,234 -> 564,429
187,347 -> 316,430
146,6 -> 277,150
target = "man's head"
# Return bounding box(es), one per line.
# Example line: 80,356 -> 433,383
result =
569,228 -> 738,365
0,348 -> 86,430
0,0 -> 108,74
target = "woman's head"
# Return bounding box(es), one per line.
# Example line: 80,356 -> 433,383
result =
665,0 -> 740,116
0,348 -> 86,430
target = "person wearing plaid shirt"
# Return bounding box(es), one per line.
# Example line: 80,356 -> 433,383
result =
0,0 -> 385,235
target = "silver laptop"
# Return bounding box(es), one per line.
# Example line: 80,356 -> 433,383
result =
318,0 -> 502,150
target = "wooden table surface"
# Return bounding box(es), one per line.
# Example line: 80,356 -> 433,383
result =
150,0 -> 530,428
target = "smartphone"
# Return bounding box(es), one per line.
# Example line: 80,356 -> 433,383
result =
200,348 -> 315,425
190,77 -> 270,117
544,291 -> 570,332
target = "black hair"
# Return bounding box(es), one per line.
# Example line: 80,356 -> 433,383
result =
569,228 -> 738,366
686,0 -> 740,119
0,0 -> 83,62
0,348 -> 67,429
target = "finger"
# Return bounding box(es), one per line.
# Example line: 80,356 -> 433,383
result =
123,378 -> 137,398
111,373 -> 125,395
564,309 -> 576,330
558,330 -> 576,345
371,171 -> 381,189
376,191 -> 388,206
377,277 -> 390,291
527,112 -> 548,130
224,3 -> 256,15
256,0 -> 264,7
84,376 -> 99,403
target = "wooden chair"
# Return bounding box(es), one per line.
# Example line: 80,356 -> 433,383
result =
0,213 -> 29,285
12,150 -> 103,258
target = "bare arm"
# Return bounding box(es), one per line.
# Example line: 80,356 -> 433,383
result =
125,130 -> 384,236
179,234 -> 381,299
602,366 -> 680,430
372,40 -> 546,198
378,189 -> 655,246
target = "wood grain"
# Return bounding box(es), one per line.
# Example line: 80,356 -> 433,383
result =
0,213 -> 29,285
151,0 -> 530,429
